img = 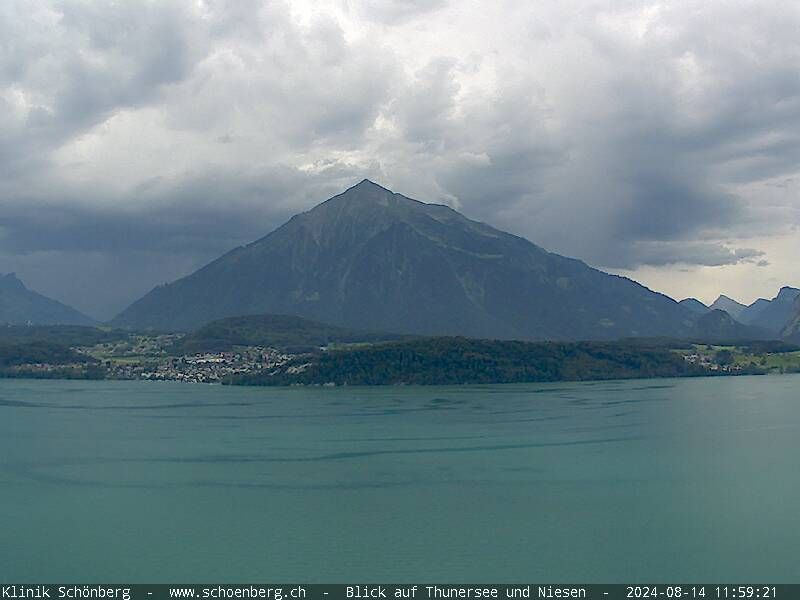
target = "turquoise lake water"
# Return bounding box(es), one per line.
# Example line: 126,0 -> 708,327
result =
1,376 -> 798,582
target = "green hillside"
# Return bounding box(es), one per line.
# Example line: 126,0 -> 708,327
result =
173,313 -> 405,354
0,325 -> 127,346
229,337 -> 711,386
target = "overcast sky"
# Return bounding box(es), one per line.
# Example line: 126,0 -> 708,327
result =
1,0 -> 799,319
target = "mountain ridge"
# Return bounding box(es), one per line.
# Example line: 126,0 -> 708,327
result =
172,313 -> 406,354
0,273 -> 95,326
706,287 -> 800,332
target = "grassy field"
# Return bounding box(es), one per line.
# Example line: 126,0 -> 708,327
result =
747,350 -> 800,371
690,344 -> 800,374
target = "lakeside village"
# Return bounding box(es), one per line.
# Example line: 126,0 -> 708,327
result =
88,335 -> 302,383
2,334 -> 301,384
1,331 -> 777,384
103,348 -> 299,383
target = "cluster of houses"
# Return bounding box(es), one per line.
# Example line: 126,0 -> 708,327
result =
101,347 -> 294,383
682,348 -> 745,372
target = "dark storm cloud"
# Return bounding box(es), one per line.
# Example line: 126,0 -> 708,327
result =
612,169 -> 740,241
0,167 -> 356,256
622,243 -> 764,270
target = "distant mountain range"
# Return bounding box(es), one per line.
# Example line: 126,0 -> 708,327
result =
113,180 -> 703,341
4,179 -> 797,345
680,287 -> 800,338
740,287 -> 800,332
0,273 -> 95,326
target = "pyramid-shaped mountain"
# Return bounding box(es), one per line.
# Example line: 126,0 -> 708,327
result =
113,180 -> 697,340
709,295 -> 747,319
0,273 -> 95,326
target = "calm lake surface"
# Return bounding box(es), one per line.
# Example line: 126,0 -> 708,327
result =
1,376 -> 798,582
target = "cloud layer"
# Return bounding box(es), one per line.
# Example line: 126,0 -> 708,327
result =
1,0 -> 799,317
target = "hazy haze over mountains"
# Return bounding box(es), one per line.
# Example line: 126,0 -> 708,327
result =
113,181 -> 699,340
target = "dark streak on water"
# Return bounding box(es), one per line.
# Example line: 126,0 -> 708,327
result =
0,376 -> 799,582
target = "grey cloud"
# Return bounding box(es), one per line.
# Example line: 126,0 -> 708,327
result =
618,242 -> 765,269
612,169 -> 742,241
429,0 -> 800,269
158,11 -> 397,148
0,1 -> 200,148
0,166 -> 361,256
356,0 -> 448,24
393,58 -> 460,147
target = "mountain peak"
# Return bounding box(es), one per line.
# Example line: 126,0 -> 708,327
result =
711,294 -> 744,306
776,286 -> 800,300
0,272 -> 25,291
354,178 -> 385,189
312,179 -> 433,218
0,272 -> 94,325
320,178 -> 398,208
709,294 -> 747,319
342,178 -> 393,196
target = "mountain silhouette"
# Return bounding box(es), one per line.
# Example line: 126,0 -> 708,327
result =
0,273 -> 95,326
113,180 -> 697,340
